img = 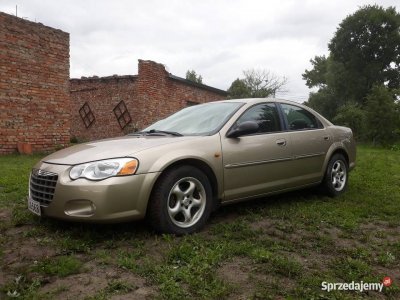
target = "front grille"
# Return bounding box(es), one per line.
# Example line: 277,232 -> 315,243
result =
30,169 -> 58,206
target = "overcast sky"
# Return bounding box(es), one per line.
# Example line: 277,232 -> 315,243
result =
1,0 -> 398,102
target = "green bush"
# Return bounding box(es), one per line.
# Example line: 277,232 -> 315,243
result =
365,85 -> 399,145
333,103 -> 366,139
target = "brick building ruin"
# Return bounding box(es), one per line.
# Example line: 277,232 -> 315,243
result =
0,12 -> 227,154
70,60 -> 227,141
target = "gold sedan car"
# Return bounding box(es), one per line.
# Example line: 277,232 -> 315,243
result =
28,98 -> 356,234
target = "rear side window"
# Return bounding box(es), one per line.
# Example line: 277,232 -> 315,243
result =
236,103 -> 281,134
280,103 -> 322,130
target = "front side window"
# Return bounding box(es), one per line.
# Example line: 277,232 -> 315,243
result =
235,103 -> 281,134
280,103 -> 321,130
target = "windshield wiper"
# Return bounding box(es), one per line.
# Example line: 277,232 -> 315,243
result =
135,129 -> 183,136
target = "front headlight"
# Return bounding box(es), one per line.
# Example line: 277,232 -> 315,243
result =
70,158 -> 139,180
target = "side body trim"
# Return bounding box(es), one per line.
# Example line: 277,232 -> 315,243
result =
224,152 -> 325,169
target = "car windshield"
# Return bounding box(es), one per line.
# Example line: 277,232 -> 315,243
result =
142,102 -> 243,136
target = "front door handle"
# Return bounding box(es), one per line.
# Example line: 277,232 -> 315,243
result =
276,139 -> 287,146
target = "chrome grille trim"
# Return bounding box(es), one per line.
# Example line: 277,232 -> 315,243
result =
30,169 -> 58,206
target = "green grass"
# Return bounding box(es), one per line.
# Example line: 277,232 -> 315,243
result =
34,256 -> 83,277
0,154 -> 43,228
0,146 -> 399,299
0,154 -> 42,204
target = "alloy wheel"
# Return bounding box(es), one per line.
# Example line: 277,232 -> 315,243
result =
167,177 -> 206,228
331,160 -> 347,192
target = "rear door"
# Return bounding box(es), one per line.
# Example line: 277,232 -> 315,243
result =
279,103 -> 332,185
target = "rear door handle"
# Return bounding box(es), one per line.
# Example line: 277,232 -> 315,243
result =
276,139 -> 286,146
323,136 -> 330,141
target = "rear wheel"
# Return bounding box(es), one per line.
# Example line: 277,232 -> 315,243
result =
147,165 -> 213,235
321,153 -> 348,197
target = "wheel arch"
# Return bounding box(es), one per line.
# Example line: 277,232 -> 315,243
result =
330,148 -> 349,166
146,158 -> 220,214
321,144 -> 350,181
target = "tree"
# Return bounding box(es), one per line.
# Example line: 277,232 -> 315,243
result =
304,5 -> 400,104
328,5 -> 400,103
185,70 -> 203,84
304,87 -> 337,120
227,79 -> 251,99
303,5 -> 400,143
303,55 -> 328,88
228,69 -> 287,99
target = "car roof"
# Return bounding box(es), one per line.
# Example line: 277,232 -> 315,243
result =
216,98 -> 304,106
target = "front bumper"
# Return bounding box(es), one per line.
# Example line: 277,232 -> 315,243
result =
29,162 -> 160,223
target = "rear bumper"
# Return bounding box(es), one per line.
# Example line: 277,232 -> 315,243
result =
29,162 -> 160,223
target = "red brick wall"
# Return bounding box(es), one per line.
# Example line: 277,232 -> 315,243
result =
70,76 -> 138,141
0,12 -> 70,154
70,60 -> 227,141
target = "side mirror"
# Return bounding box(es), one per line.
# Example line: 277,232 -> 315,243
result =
227,121 -> 259,138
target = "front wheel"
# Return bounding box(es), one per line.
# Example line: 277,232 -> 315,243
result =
321,154 -> 348,197
147,165 -> 213,235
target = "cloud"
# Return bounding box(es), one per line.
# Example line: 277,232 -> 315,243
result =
1,0 -> 398,102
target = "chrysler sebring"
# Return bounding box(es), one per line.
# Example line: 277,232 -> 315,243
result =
28,98 -> 356,234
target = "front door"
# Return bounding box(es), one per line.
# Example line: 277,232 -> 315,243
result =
221,103 -> 294,201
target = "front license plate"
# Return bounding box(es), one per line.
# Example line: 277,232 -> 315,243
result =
28,197 -> 41,216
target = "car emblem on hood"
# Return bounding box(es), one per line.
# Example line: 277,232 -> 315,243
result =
34,169 -> 56,177
37,169 -> 46,176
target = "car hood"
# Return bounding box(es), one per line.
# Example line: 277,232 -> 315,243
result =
42,135 -> 196,165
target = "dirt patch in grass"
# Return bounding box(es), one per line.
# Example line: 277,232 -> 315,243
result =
110,286 -> 157,300
319,227 -> 362,249
248,218 -> 275,232
217,257 -> 252,284
0,272 -> 12,291
216,257 -> 255,299
2,231 -> 57,269
4,224 -> 38,236
0,208 -> 11,221
300,252 -> 334,273
359,221 -> 400,243
0,208 -> 12,232
143,239 -> 168,264
39,261 -> 157,299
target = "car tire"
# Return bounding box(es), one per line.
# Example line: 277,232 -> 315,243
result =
147,165 -> 213,235
321,153 -> 348,197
